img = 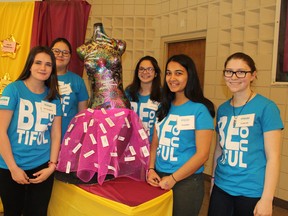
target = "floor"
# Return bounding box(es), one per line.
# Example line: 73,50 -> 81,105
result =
199,180 -> 288,216
0,180 -> 287,216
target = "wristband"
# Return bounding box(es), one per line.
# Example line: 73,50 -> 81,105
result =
48,161 -> 57,169
171,173 -> 177,183
147,167 -> 155,172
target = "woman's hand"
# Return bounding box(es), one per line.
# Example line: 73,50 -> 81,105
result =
29,166 -> 55,184
158,175 -> 176,190
146,169 -> 161,187
253,198 -> 273,216
10,166 -> 30,184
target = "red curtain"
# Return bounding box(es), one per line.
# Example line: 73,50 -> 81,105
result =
283,1 -> 288,72
31,0 -> 91,76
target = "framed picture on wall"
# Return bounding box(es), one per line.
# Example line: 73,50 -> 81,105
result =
272,0 -> 288,84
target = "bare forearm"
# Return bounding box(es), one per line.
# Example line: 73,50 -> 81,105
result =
78,100 -> 88,112
0,110 -> 17,170
211,136 -> 222,177
173,151 -> 209,181
149,129 -> 158,168
50,116 -> 61,163
173,130 -> 213,181
261,158 -> 280,201
261,130 -> 282,200
0,134 -> 18,170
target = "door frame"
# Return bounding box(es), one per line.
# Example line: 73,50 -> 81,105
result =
160,30 -> 207,70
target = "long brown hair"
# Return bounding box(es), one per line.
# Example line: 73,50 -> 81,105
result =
17,46 -> 60,101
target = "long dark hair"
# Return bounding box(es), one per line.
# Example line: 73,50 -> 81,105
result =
157,54 -> 215,121
125,56 -> 162,102
17,46 -> 59,101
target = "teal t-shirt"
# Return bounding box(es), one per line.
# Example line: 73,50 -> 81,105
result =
215,94 -> 284,197
126,92 -> 160,143
58,71 -> 89,139
155,100 -> 214,173
0,81 -> 62,170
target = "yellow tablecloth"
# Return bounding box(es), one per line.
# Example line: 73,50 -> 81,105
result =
48,179 -> 173,216
0,198 -> 3,213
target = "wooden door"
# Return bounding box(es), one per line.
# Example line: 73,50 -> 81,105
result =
167,39 -> 206,89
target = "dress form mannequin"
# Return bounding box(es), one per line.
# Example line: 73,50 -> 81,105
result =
77,23 -> 130,109
56,23 -> 150,185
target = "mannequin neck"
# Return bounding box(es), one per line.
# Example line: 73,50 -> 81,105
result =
92,23 -> 107,39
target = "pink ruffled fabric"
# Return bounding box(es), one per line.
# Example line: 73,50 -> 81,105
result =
56,108 -> 150,185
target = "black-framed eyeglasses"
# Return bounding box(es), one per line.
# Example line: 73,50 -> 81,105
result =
223,70 -> 252,78
138,67 -> 155,73
51,48 -> 70,57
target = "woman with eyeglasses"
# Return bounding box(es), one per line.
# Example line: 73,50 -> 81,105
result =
50,38 -> 89,140
125,56 -> 162,142
208,52 -> 283,216
147,54 -> 215,216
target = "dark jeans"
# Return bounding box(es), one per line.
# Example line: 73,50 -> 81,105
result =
208,184 -> 260,216
158,171 -> 204,216
0,162 -> 54,216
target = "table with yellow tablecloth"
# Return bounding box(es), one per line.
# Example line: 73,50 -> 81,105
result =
48,177 -> 173,216
0,198 -> 3,213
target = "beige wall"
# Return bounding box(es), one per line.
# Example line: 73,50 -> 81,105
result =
86,0 -> 288,201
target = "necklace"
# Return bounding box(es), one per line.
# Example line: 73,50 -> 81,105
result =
232,91 -> 253,127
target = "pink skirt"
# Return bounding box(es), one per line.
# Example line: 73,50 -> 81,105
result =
56,108 -> 150,185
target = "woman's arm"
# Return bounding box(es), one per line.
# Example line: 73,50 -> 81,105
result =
0,110 -> 16,169
253,130 -> 282,216
0,110 -> 30,184
78,100 -> 88,112
158,129 -> 213,190
211,135 -> 221,177
49,116 -> 62,164
147,127 -> 161,187
172,129 -> 213,181
29,116 -> 62,183
148,128 -> 158,168
209,135 -> 222,193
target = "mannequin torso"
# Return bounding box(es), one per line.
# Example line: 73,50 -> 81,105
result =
77,23 -> 130,109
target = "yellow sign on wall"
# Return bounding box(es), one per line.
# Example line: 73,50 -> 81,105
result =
0,2 -> 34,81
0,34 -> 21,59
